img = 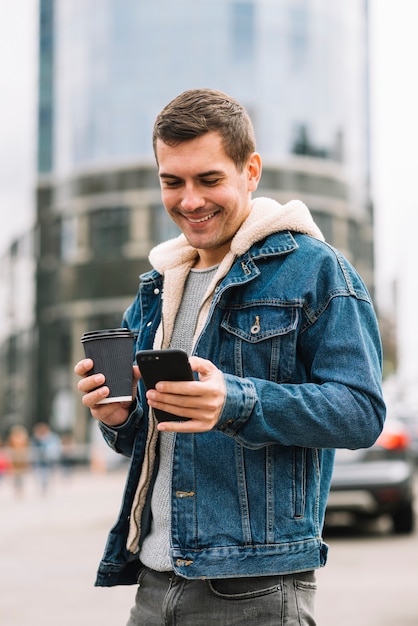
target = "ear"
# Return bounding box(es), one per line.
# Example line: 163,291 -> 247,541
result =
247,152 -> 262,192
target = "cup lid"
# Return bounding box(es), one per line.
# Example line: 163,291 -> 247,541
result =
81,328 -> 134,341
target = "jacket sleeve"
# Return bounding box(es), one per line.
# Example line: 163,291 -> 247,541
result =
98,399 -> 144,457
215,294 -> 386,450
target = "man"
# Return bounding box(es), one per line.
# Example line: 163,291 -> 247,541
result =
75,88 -> 385,625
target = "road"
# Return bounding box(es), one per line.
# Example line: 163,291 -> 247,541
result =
1,467 -> 417,625
316,477 -> 418,626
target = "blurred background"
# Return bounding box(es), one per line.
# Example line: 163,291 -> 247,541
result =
0,0 -> 417,451
1,3 -> 418,626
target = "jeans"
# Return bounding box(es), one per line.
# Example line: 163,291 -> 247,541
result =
126,567 -> 317,625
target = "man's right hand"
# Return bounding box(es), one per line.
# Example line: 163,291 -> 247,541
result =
74,358 -> 140,427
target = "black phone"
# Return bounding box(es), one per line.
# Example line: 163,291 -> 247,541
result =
136,349 -> 193,422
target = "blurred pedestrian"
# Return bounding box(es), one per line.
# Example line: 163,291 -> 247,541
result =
6,425 -> 30,496
0,436 -> 12,482
32,422 -> 62,494
60,431 -> 78,477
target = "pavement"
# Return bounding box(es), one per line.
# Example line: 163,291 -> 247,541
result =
3,464 -> 416,625
0,466 -> 134,626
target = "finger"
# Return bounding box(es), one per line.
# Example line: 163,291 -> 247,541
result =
74,358 -> 94,377
157,417 -> 211,433
81,384 -> 110,408
132,365 -> 140,396
189,355 -> 213,378
153,380 -> 197,396
148,391 -> 217,426
146,386 -> 203,415
133,364 -> 141,381
77,373 -> 105,394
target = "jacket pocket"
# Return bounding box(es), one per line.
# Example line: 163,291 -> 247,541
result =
293,446 -> 307,518
220,304 -> 299,382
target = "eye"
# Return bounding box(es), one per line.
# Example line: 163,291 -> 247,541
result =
201,178 -> 221,186
161,178 -> 182,189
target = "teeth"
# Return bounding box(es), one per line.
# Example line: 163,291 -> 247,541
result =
188,213 -> 215,223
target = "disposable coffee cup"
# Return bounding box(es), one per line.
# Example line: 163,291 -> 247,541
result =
81,328 -> 134,404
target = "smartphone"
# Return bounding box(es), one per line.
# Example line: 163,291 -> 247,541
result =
136,349 -> 194,422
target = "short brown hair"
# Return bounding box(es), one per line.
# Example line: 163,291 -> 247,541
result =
153,88 -> 256,171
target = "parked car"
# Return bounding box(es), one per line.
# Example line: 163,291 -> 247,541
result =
326,417 -> 415,534
396,410 -> 418,464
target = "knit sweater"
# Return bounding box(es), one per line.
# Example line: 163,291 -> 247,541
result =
126,196 -> 324,554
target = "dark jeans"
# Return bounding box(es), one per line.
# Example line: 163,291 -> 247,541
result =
126,566 -> 317,625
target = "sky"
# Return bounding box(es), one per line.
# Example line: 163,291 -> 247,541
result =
0,0 -> 38,255
368,0 -> 418,315
0,0 -> 417,328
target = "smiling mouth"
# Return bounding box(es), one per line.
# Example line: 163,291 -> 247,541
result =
187,212 -> 217,224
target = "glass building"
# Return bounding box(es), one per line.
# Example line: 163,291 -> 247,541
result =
2,0 -> 373,439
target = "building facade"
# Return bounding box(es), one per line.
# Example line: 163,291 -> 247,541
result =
1,0 -> 373,441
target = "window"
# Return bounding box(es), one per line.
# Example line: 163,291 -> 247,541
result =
50,321 -> 72,367
347,218 -> 367,262
230,2 -> 255,62
151,203 -> 180,244
89,206 -> 130,259
288,2 -> 309,70
87,313 -> 125,332
311,211 -> 333,243
61,216 -> 78,262
42,217 -> 61,259
7,335 -> 18,375
38,0 -> 55,173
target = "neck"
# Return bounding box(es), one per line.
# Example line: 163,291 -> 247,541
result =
193,244 -> 231,269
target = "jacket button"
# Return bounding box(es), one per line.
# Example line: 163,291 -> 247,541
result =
175,559 -> 193,567
250,315 -> 260,334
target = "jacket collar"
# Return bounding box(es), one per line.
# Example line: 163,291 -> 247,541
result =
148,197 -> 324,274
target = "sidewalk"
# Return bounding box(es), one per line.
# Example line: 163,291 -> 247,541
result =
0,467 -> 134,626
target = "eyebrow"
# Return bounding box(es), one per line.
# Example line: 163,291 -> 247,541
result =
159,169 -> 225,180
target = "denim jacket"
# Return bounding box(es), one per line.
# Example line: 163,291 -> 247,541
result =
96,199 -> 385,587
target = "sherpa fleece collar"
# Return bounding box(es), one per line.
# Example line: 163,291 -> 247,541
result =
148,197 -> 324,274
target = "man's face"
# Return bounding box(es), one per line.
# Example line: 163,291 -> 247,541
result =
156,131 -> 261,267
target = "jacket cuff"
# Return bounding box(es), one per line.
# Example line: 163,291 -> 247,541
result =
215,374 -> 257,436
98,399 -> 142,450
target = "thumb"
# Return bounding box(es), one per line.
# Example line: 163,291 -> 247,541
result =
189,356 -> 217,380
132,365 -> 140,394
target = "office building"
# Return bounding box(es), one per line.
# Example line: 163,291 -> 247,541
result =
1,0 -> 373,439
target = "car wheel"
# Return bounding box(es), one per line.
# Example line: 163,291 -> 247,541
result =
392,501 -> 415,534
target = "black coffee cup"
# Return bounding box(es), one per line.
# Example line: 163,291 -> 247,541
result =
81,328 -> 134,404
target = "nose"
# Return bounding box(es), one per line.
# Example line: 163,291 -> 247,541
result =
180,183 -> 205,212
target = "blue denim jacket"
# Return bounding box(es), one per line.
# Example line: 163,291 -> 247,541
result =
96,231 -> 385,587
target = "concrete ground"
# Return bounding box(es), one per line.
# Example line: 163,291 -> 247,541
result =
4,463 -> 415,625
0,466 -> 134,626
